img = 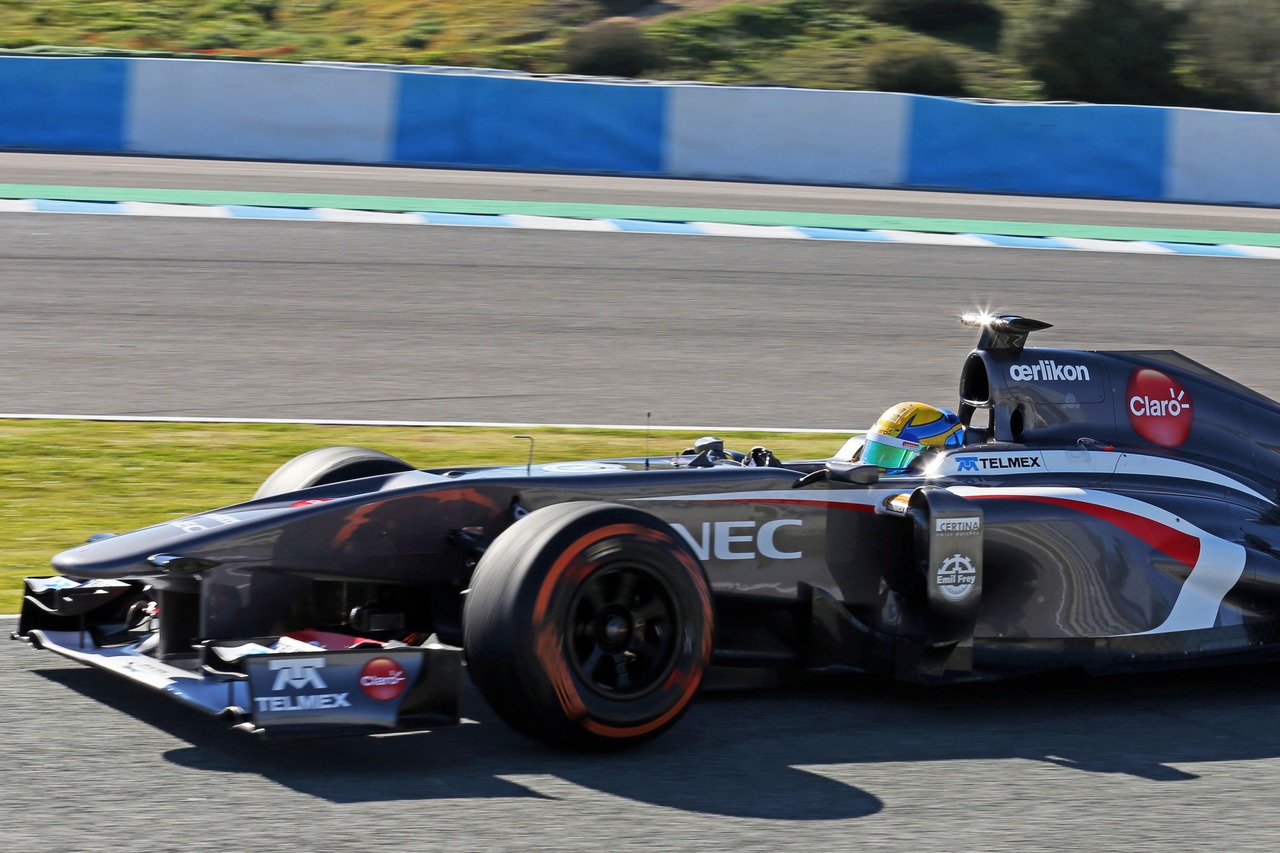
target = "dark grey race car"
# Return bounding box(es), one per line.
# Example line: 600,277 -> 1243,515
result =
16,313 -> 1280,750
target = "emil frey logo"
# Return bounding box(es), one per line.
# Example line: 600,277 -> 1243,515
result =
936,554 -> 977,601
359,657 -> 409,702
1127,368 -> 1193,447
1009,360 -> 1092,382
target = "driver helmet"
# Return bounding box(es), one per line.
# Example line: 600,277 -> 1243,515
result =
862,402 -> 963,472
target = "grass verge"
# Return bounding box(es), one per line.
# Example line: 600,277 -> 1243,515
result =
0,1 -> 1041,99
0,419 -> 844,614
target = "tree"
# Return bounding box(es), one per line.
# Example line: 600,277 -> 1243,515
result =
1006,0 -> 1186,105
864,0 -> 1001,30
1184,0 -> 1280,111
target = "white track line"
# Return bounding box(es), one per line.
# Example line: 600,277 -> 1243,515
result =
0,412 -> 852,434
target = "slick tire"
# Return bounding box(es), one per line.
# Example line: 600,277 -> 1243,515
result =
253,446 -> 415,500
463,502 -> 714,751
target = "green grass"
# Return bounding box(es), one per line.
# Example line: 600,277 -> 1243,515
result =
0,419 -> 844,614
0,0 -> 1042,99
1,1 -> 1269,106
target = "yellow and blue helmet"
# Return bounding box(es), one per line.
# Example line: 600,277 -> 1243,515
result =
862,402 -> 964,472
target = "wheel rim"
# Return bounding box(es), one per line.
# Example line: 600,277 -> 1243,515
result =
567,563 -> 679,700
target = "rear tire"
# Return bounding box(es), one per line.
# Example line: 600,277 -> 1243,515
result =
463,502 -> 713,750
253,446 -> 415,499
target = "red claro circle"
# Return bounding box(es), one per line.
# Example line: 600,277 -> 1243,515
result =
359,657 -> 408,701
1127,368 -> 1193,447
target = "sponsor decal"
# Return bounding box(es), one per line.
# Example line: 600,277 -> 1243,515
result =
291,498 -> 332,507
269,657 -> 328,690
255,657 -> 352,714
880,493 -> 911,515
123,658 -> 179,678
169,513 -> 239,534
936,553 -> 977,601
359,657 -> 408,702
935,516 -> 981,535
672,519 -> 802,561
1009,360 -> 1092,383
255,693 -> 351,712
1127,368 -> 1193,447
954,455 -> 1042,472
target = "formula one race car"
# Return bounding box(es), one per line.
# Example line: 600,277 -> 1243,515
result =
16,313 -> 1280,750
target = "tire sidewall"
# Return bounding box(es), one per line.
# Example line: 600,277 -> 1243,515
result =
253,446 -> 414,500
465,502 -> 713,748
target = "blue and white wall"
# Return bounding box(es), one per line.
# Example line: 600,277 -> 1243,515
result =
2,56 -> 1278,206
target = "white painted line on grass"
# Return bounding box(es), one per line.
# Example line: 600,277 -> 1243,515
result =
0,412 -> 853,434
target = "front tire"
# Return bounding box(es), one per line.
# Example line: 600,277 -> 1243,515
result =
253,446 -> 415,500
463,502 -> 713,750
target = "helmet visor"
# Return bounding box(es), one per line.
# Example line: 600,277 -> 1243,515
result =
862,433 -> 923,470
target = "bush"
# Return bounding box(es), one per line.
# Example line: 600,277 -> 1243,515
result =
725,4 -> 808,39
865,0 -> 1001,30
865,41 -> 967,96
399,16 -> 442,50
593,0 -> 649,14
1006,0 -> 1186,105
563,20 -> 662,77
1183,0 -> 1280,111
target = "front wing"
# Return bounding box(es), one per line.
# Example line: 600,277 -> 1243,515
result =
16,576 -> 463,738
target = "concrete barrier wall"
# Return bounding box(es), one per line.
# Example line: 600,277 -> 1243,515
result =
2,56 -> 1278,207
0,57 -> 128,151
127,61 -> 397,162
393,74 -> 666,174
904,99 -> 1169,200
666,87 -> 909,187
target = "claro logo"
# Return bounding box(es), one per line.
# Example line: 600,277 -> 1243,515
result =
359,657 -> 408,702
1127,368 -> 1193,447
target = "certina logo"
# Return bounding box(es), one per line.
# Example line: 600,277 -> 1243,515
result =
1009,360 -> 1091,382
359,657 -> 408,702
955,455 -> 1041,472
1127,368 -> 1193,447
672,519 -> 802,561
256,658 -> 352,714
936,554 -> 977,601
936,517 -> 981,535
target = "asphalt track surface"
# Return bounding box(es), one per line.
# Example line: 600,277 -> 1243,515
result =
6,155 -> 1280,851
4,153 -> 1280,429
